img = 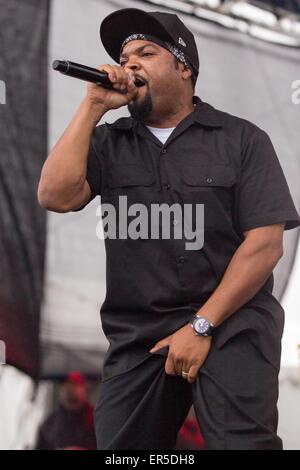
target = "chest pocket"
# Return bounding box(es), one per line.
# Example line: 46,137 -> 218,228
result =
182,164 -> 236,188
108,164 -> 155,188
104,164 -> 156,206
181,164 -> 237,229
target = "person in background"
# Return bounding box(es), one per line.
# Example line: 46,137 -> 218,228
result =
35,371 -> 96,450
176,407 -> 205,450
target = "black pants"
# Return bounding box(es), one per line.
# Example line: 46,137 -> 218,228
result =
94,331 -> 282,450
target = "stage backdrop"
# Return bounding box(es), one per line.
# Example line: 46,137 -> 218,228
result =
43,0 -> 299,378
0,0 -> 299,381
0,0 -> 49,378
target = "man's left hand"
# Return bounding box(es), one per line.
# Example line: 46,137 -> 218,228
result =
149,323 -> 212,383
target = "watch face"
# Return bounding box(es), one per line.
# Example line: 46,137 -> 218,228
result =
194,317 -> 210,335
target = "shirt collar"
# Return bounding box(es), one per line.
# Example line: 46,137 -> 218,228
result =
106,96 -> 223,130
106,116 -> 135,130
192,96 -> 223,128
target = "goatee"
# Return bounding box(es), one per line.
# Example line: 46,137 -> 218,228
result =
128,90 -> 153,121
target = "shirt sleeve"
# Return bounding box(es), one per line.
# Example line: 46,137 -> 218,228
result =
72,130 -> 102,212
237,128 -> 300,232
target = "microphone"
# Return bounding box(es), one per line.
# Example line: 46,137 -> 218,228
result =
52,60 -> 113,89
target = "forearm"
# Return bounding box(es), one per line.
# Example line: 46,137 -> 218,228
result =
196,237 -> 283,326
38,97 -> 106,209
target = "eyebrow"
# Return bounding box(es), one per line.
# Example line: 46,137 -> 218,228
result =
120,44 -> 159,60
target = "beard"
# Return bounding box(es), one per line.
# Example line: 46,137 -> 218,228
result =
128,88 -> 153,121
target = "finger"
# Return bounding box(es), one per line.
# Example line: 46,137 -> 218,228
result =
180,361 -> 189,380
149,342 -> 160,353
174,358 -> 184,377
126,82 -> 138,97
97,65 -> 129,94
123,68 -> 135,85
120,72 -> 138,95
97,64 -> 117,83
114,77 -> 132,94
187,364 -> 200,384
116,67 -> 131,85
114,83 -> 128,94
126,70 -> 136,86
165,355 -> 176,376
97,65 -> 124,93
127,74 -> 137,93
149,339 -> 168,353
111,67 -> 130,93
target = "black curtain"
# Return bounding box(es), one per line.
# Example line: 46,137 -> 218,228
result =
0,0 -> 49,378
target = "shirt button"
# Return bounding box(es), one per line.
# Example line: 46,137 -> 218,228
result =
163,184 -> 171,190
178,255 -> 185,263
161,149 -> 167,154
206,177 -> 213,184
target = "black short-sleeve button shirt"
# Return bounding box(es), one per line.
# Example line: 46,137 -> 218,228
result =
74,96 -> 300,380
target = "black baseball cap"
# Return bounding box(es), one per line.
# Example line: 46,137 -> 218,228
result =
100,8 -> 199,84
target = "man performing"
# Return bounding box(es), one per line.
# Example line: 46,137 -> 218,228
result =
38,8 -> 300,450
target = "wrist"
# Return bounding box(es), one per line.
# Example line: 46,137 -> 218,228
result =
189,314 -> 215,337
81,97 -> 108,125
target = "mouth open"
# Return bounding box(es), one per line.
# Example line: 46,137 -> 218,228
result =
134,76 -> 147,88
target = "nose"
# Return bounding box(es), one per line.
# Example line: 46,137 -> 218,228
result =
126,61 -> 141,72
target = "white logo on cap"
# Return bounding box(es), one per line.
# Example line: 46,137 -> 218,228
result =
178,37 -> 187,47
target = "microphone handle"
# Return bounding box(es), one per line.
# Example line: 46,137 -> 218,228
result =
52,60 -> 113,89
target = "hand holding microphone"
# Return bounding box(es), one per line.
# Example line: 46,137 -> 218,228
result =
86,63 -> 139,112
52,60 -> 141,112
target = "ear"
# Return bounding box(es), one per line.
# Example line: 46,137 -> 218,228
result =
179,62 -> 192,81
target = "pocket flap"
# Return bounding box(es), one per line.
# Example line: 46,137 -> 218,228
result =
108,164 -> 155,188
182,164 -> 237,187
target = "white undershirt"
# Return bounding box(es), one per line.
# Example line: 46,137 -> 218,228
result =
146,105 -> 196,144
146,125 -> 176,145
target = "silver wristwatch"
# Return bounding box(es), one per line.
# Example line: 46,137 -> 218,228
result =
190,315 -> 215,337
